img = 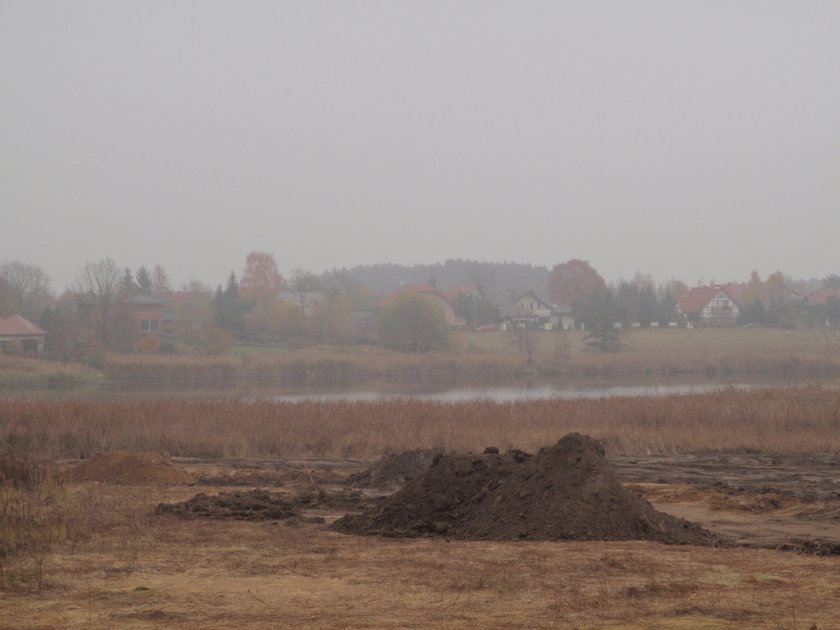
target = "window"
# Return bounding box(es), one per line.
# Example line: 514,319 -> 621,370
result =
140,319 -> 160,332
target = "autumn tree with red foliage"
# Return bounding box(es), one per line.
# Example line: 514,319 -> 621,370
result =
546,259 -> 608,328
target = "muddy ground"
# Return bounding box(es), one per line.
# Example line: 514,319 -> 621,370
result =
149,449 -> 840,554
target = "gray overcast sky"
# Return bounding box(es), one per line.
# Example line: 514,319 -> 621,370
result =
3,1 -> 839,291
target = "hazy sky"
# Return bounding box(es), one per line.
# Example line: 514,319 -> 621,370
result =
3,2 -> 839,291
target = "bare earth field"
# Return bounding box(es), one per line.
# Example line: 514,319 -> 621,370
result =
3,453 -> 839,629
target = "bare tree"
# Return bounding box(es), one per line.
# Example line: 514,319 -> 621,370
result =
467,263 -> 495,299
0,260 -> 52,321
75,258 -> 129,348
151,264 -> 173,299
288,268 -> 322,311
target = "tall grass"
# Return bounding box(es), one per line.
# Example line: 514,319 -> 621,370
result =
2,387 -> 839,459
0,356 -> 100,388
0,448 -> 103,585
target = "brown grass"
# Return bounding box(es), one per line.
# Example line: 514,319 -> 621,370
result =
102,347 -> 524,382
3,386 -> 840,460
0,355 -> 100,387
99,328 -> 840,382
3,481 -> 839,629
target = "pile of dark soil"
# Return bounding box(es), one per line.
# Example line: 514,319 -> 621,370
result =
333,433 -> 718,545
70,451 -> 193,485
156,488 -> 379,521
346,448 -> 444,488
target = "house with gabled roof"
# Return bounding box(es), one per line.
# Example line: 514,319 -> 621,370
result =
676,286 -> 740,327
0,314 -> 48,355
500,291 -> 574,331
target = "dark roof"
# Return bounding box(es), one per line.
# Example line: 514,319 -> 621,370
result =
77,292 -> 164,305
0,314 -> 48,336
442,285 -> 479,301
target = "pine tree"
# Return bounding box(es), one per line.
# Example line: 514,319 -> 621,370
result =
120,267 -> 135,294
136,266 -> 152,295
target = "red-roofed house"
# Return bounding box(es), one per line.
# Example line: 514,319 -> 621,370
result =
676,286 -> 741,327
718,282 -> 748,304
803,288 -> 840,307
377,284 -> 466,328
0,314 -> 48,355
442,285 -> 480,302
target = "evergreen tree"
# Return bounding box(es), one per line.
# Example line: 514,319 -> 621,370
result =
657,288 -> 680,326
827,296 -> 840,325
638,286 -> 658,327
135,265 -> 153,295
214,275 -> 247,331
120,267 -> 135,294
738,299 -> 766,325
582,319 -> 623,352
225,272 -> 239,299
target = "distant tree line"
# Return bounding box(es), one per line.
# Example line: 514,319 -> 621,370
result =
4,253 -> 840,360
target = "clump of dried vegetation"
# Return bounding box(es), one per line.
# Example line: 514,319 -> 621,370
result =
0,447 -> 104,590
2,386 -> 839,461
0,355 -> 100,387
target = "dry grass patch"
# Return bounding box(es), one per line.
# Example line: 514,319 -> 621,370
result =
101,328 -> 840,382
3,485 -> 839,629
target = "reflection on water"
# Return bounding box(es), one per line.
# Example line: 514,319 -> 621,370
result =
3,374 -> 837,402
276,383 -> 747,403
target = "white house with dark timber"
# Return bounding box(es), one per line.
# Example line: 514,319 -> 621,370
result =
501,291 -> 575,331
676,286 -> 740,327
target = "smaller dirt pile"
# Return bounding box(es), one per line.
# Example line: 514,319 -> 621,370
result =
333,433 -> 717,545
346,448 -> 443,488
156,488 -> 380,521
70,451 -> 193,485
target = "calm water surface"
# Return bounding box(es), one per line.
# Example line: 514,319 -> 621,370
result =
9,374 -> 835,402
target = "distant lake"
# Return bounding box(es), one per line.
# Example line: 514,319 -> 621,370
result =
7,374 -> 836,401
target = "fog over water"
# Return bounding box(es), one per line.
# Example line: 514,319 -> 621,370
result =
3,2 -> 839,289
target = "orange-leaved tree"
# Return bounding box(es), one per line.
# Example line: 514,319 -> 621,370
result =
546,259 -> 607,329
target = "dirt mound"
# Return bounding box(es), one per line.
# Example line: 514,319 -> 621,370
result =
69,450 -> 193,485
333,433 -> 717,545
346,448 -> 444,488
156,488 -> 379,521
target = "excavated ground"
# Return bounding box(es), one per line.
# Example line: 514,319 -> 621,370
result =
63,443 -> 840,553
332,434 -> 718,545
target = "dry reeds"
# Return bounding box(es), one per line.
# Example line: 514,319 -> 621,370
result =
0,448 -> 102,579
2,386 -> 839,460
0,356 -> 100,388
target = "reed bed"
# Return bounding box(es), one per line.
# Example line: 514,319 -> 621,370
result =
102,350 -> 525,382
0,356 -> 100,387
2,387 -> 839,460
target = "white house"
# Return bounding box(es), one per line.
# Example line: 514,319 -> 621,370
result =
501,291 -> 575,331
